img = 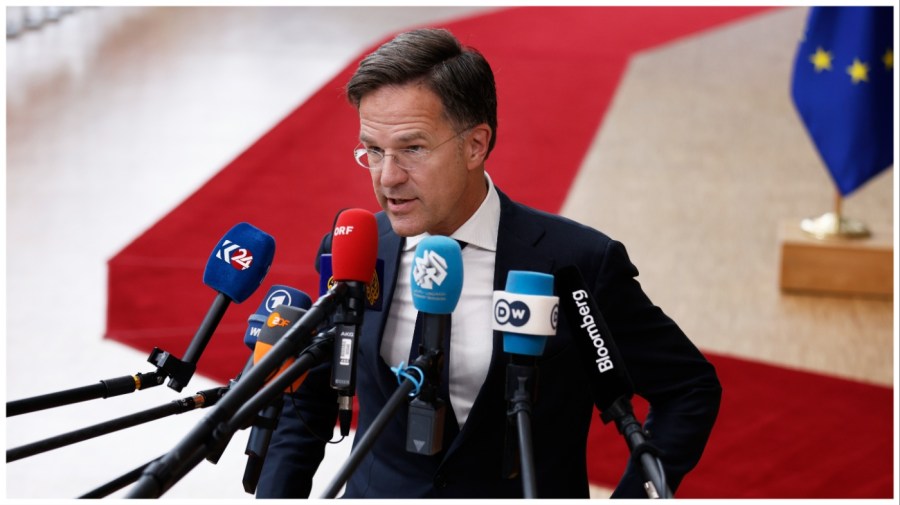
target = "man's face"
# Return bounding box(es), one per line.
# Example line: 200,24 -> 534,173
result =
358,83 -> 486,237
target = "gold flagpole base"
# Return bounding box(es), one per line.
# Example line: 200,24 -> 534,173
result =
800,212 -> 871,240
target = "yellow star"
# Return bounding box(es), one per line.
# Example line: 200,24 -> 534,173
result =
847,58 -> 869,84
809,47 -> 833,72
883,48 -> 894,70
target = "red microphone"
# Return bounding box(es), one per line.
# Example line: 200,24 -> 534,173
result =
331,208 -> 378,283
329,208 -> 378,435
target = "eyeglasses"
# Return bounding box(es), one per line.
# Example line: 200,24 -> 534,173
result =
353,128 -> 471,171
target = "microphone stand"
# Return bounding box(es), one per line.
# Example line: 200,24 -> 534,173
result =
120,347 -> 326,498
7,291 -> 235,417
602,396 -> 672,499
76,358 -> 256,498
80,455 -> 163,498
212,334 -> 333,463
504,357 -> 539,498
240,325 -> 338,494
320,347 -> 443,499
6,370 -> 165,417
6,387 -> 227,462
166,292 -> 232,392
6,340 -> 212,418
241,397 -> 283,493
126,285 -> 348,498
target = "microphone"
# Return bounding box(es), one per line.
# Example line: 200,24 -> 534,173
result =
160,222 -> 275,392
244,285 -> 313,350
7,222 -> 276,415
204,223 -> 276,303
229,285 -> 312,406
494,271 -> 559,357
252,305 -> 314,391
203,286 -> 314,469
327,209 -> 379,436
554,265 -> 671,498
243,299 -> 314,494
493,271 -> 558,494
126,214 -> 376,498
553,265 -> 633,411
406,235 -> 463,455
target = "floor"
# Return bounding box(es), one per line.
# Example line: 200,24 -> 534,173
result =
4,5 -> 895,501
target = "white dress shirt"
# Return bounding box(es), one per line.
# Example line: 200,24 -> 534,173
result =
380,172 -> 500,427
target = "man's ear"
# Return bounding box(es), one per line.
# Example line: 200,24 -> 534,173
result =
466,123 -> 492,169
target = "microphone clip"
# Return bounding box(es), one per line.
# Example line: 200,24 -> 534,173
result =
502,360 -> 539,480
146,347 -> 193,389
405,347 -> 448,456
406,397 -> 446,455
330,282 -> 368,437
598,394 -> 635,425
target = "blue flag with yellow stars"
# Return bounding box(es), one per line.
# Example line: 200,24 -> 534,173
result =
791,6 -> 894,196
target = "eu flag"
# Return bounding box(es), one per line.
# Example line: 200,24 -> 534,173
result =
791,7 -> 894,196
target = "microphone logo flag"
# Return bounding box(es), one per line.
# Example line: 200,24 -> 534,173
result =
215,239 -> 254,270
319,254 -> 385,311
412,249 -> 449,290
366,271 -> 381,306
494,299 -> 531,327
264,289 -> 294,312
266,312 -> 291,328
492,291 -> 559,337
571,289 -> 613,373
410,236 -> 463,314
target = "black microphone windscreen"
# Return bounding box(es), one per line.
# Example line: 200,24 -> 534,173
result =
555,265 -> 634,413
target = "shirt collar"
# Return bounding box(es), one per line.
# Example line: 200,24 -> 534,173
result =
403,172 -> 500,252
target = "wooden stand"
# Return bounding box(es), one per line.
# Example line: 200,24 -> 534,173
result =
779,220 -> 894,297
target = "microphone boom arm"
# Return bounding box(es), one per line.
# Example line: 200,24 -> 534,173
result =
6,370 -> 165,417
320,378 -> 417,499
126,283 -> 349,498
504,359 -> 539,498
601,396 -> 672,499
6,386 -> 227,463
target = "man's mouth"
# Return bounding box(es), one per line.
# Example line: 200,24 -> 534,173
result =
386,197 -> 416,212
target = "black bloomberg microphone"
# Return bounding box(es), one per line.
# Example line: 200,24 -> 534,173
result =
161,222 -> 276,392
554,266 -> 633,408
554,265 -> 671,499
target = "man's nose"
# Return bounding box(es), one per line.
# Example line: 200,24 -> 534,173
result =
379,154 -> 408,186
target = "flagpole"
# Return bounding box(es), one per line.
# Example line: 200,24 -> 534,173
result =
800,190 -> 871,240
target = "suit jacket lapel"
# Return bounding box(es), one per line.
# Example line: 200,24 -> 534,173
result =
363,214 -> 405,400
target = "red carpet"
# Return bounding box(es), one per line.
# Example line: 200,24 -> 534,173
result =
587,353 -> 894,498
105,7 -> 893,498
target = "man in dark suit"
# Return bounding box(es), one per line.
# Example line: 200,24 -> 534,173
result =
257,28 -> 721,498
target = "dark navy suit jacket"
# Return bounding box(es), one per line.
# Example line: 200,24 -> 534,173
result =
256,189 -> 721,498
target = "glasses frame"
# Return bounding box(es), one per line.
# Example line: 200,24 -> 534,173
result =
353,126 -> 473,171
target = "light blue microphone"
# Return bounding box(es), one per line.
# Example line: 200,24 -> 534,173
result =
406,235 -> 463,455
494,271 -> 559,356
410,236 -> 464,315
495,271 -> 559,494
